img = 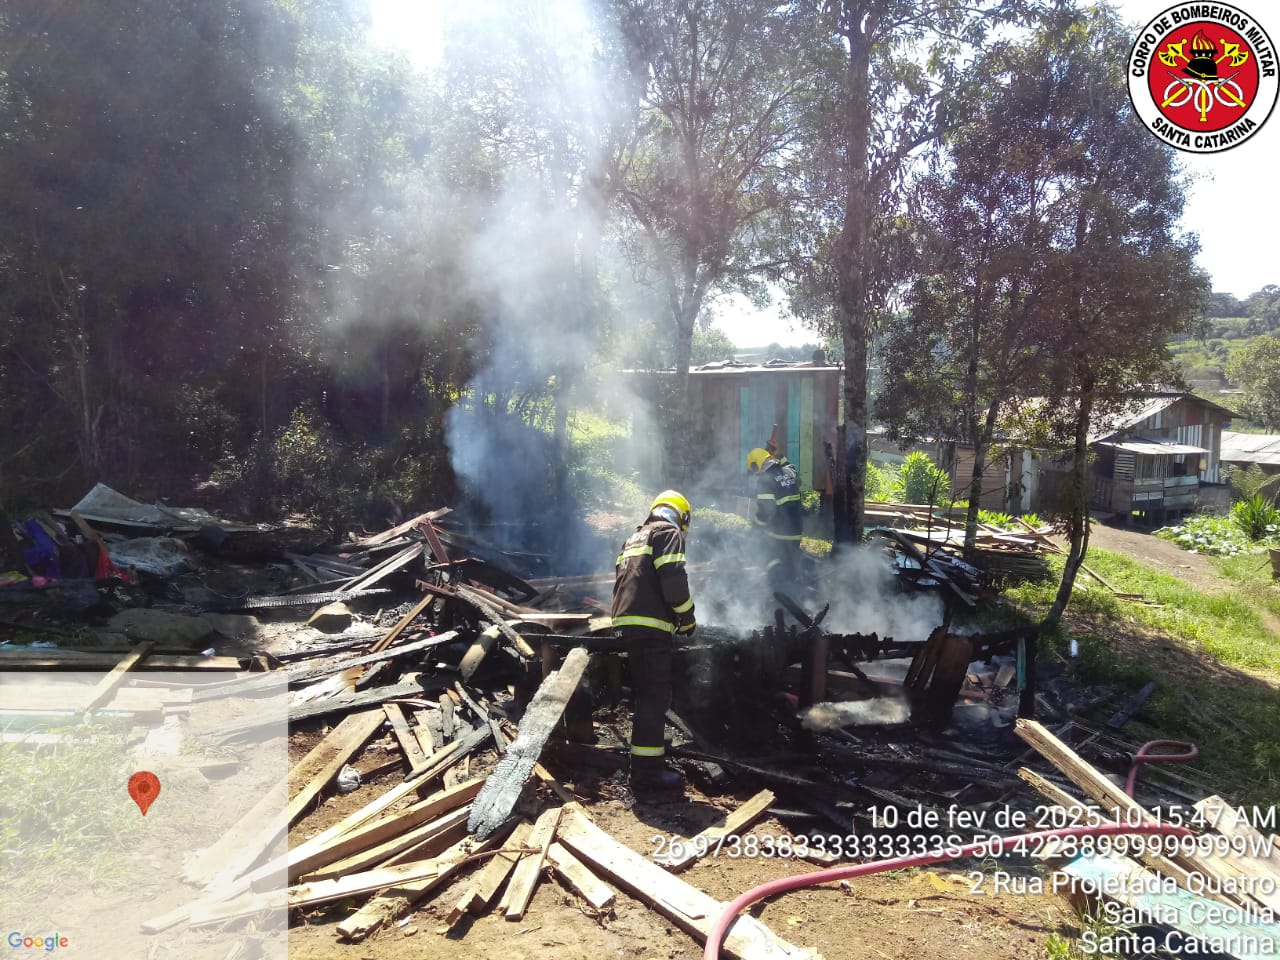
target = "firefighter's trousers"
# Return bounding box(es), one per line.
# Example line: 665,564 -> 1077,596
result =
616,626 -> 672,759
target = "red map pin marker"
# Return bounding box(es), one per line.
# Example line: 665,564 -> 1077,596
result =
128,771 -> 161,816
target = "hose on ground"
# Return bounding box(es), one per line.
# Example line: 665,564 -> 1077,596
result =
703,821 -> 1193,960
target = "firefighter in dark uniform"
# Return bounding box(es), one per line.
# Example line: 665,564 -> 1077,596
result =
746,447 -> 803,591
612,490 -> 695,793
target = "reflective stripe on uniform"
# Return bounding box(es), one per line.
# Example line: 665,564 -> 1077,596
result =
767,532 -> 803,541
653,551 -> 685,569
756,492 -> 775,501
776,494 -> 802,505
672,597 -> 694,614
612,614 -> 675,633
619,544 -> 653,559
630,744 -> 666,757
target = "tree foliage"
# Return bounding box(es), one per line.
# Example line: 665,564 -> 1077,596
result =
603,0 -> 811,452
1227,335 -> 1280,430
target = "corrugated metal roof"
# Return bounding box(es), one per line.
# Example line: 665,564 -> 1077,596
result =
1088,393 -> 1239,443
1096,438 -> 1208,456
1221,430 -> 1280,466
690,360 -> 839,375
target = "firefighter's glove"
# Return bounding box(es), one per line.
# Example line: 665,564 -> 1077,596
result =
676,612 -> 696,637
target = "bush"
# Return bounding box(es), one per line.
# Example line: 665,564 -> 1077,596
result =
1155,514 -> 1258,556
978,509 -> 1015,530
900,451 -> 952,506
210,405 -> 454,532
865,460 -> 902,501
1233,494 -> 1280,541
1225,463 -> 1280,504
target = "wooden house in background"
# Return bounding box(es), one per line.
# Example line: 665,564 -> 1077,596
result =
1084,393 -> 1236,522
686,360 -> 841,494
870,392 -> 1235,524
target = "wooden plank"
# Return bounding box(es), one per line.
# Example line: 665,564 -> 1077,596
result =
370,593 -> 434,654
1059,853 -> 1280,959
357,508 -> 450,547
799,376 -> 814,490
1106,681 -> 1156,729
340,542 -> 425,593
418,519 -> 450,564
287,676 -> 445,724
469,647 -> 589,837
184,777 -> 288,891
504,806 -> 562,920
0,650 -> 241,670
786,379 -> 801,470
288,777 -> 482,881
299,806 -> 471,881
384,702 -> 430,771
654,790 -> 776,871
287,709 -> 384,825
439,693 -> 456,740
448,821 -> 533,923
1194,796 -> 1280,911
547,841 -> 616,910
1015,719 -> 1235,902
256,769 -> 471,891
289,837 -> 471,908
188,891 -> 277,928
557,808 -> 811,960
335,830 -> 507,941
75,641 -> 155,715
286,631 -> 458,686
412,708 -> 437,754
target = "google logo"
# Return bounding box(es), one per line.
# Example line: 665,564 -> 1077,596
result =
6,933 -> 69,951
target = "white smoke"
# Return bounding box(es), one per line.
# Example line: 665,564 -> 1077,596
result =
801,697 -> 910,730
818,544 -> 944,643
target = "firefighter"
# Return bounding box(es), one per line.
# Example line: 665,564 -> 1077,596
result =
612,489 -> 695,794
746,447 -> 804,591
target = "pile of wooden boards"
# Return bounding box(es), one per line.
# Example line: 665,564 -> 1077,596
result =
142,635 -> 814,960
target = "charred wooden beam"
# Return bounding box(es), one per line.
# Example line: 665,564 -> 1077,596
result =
468,646 -> 589,838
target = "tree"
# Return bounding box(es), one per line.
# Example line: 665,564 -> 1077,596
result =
784,0 -> 1034,543
1227,335 -> 1280,429
603,0 -> 810,475
1030,7 -> 1207,626
1245,285 -> 1280,335
0,0 -> 303,494
881,7 -> 1140,553
1205,290 -> 1247,319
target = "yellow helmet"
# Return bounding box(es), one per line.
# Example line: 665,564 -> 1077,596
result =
649,490 -> 691,531
745,448 -> 772,474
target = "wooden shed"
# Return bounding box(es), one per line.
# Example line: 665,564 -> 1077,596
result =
685,361 -> 841,494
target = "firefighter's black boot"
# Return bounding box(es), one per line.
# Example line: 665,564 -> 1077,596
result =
630,754 -> 685,796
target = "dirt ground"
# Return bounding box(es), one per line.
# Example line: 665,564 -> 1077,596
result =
287,782 -> 1075,960
1085,521 -> 1222,593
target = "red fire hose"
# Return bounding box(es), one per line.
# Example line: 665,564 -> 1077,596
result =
702,821 -> 1193,960
1126,740 -> 1198,798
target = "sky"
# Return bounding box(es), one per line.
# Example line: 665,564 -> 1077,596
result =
369,0 -> 1279,348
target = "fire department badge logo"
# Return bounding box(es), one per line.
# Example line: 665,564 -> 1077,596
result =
1128,2 -> 1278,152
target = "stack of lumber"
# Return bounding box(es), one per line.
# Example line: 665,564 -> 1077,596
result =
870,505 -> 1057,601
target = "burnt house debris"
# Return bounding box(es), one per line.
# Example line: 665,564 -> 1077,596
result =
1,484 -> 1269,958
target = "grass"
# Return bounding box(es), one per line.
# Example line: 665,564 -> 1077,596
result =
1007,548 -> 1280,673
1214,550 -> 1280,624
0,718 -> 149,891
1003,548 -> 1280,803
